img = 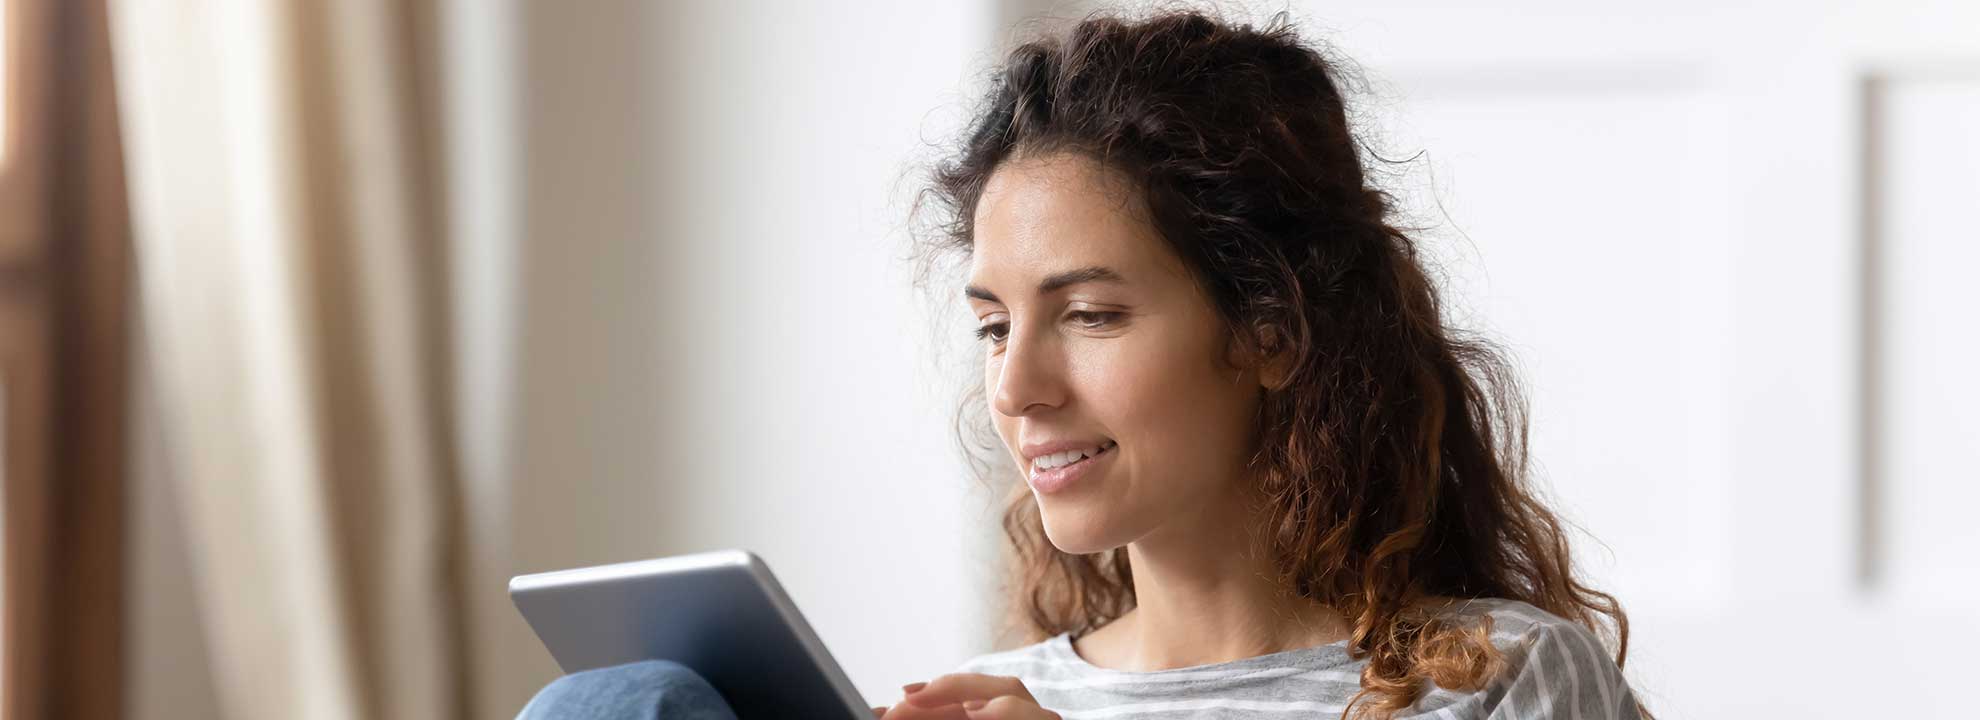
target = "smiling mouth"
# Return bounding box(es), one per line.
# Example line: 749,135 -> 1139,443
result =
1030,440 -> 1118,474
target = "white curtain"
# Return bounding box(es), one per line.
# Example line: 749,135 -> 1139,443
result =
111,0 -> 466,718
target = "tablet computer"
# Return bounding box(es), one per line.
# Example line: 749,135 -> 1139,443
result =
510,549 -> 871,719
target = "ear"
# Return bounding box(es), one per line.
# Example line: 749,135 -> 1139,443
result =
1228,324 -> 1294,391
1256,338 -> 1294,391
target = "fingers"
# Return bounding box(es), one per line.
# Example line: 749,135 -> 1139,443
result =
961,695 -> 1062,720
904,673 -> 1038,708
881,684 -> 968,720
873,707 -> 886,718
880,699 -> 969,720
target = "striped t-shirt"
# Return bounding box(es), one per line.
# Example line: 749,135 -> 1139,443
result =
954,598 -> 1643,719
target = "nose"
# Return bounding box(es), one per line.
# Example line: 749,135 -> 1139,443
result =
991,326 -> 1067,418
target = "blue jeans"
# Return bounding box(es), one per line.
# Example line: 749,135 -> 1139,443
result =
518,660 -> 740,720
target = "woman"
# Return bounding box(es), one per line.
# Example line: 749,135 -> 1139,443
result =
523,9 -> 1648,720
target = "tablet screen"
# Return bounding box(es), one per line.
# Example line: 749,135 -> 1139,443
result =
511,550 -> 871,719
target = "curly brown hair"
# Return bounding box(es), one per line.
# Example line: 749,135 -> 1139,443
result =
918,8 -> 1643,719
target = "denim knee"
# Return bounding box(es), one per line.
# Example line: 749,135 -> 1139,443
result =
517,659 -> 739,720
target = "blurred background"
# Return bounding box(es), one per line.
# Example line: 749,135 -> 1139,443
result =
0,0 -> 1974,718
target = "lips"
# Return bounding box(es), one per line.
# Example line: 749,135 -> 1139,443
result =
1030,439 -> 1118,471
1027,441 -> 1115,494
1020,437 -> 1117,466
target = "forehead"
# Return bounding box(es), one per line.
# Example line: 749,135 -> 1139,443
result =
968,152 -> 1171,284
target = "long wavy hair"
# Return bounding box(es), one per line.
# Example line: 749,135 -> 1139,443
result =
918,9 -> 1640,719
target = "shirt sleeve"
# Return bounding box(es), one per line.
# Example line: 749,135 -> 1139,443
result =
1483,621 -> 1644,720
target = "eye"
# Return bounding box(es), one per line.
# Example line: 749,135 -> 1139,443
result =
1067,310 -> 1121,329
974,320 -> 1009,344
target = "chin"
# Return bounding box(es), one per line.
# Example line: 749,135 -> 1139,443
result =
1037,503 -> 1126,555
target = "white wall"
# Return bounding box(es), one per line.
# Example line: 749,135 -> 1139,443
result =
485,0 -> 1007,711
1281,1 -> 1980,717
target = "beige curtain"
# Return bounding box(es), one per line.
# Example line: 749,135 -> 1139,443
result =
111,1 -> 466,719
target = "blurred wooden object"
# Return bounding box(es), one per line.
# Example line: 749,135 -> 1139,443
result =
0,0 -> 131,717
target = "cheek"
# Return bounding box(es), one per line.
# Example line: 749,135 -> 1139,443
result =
1080,331 -> 1254,474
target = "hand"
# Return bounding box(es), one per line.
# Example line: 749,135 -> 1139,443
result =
874,673 -> 1061,720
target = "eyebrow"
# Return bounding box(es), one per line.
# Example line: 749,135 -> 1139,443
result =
965,265 -> 1125,303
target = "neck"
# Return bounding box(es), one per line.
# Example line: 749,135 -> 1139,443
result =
1099,486 -> 1351,671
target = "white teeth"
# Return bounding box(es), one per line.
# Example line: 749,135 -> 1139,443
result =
1033,441 -> 1117,471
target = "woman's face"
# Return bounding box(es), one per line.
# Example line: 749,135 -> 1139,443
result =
966,151 -> 1269,554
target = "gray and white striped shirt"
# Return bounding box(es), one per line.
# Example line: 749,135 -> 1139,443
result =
955,598 -> 1643,719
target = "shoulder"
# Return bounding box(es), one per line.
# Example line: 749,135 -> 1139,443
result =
1461,598 -> 1599,642
1457,598 -> 1626,679
1423,598 -> 1643,719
